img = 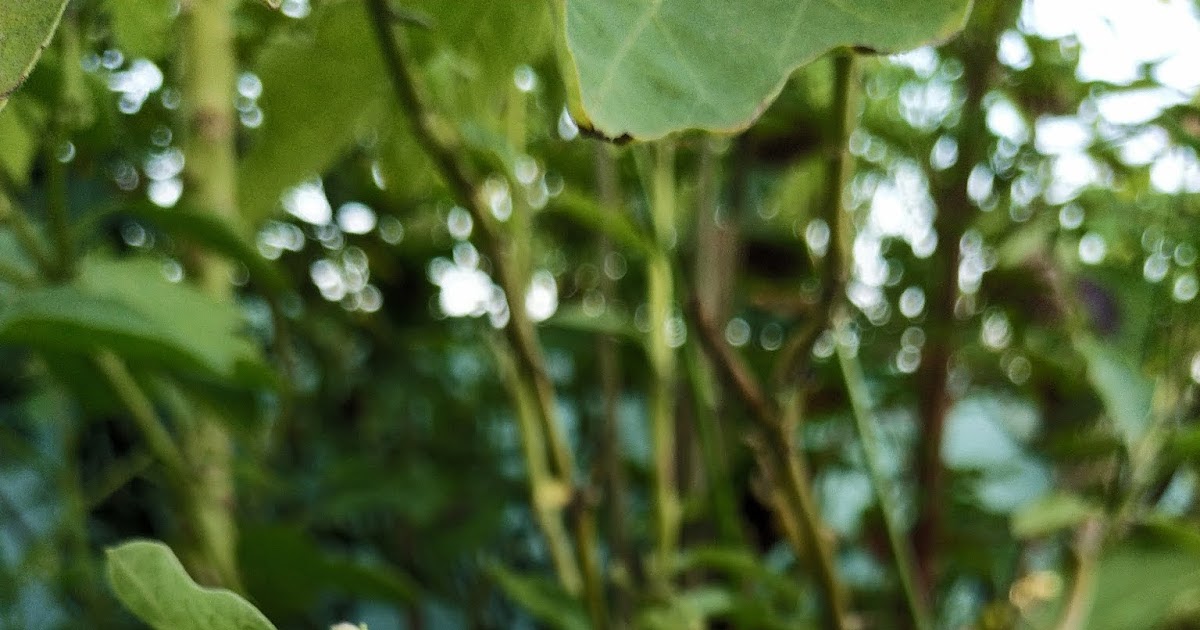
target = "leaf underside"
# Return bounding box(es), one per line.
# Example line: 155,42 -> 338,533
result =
0,0 -> 70,111
562,0 -> 972,140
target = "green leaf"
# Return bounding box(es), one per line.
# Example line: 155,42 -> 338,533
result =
239,0 -> 391,223
1077,338 -> 1154,448
1011,493 -> 1101,539
0,0 -> 69,112
0,255 -> 269,384
541,188 -> 655,258
1085,546 -> 1200,630
117,202 -> 292,295
105,540 -> 277,630
239,525 -> 418,622
558,0 -> 971,140
103,0 -> 174,59
486,563 -> 588,630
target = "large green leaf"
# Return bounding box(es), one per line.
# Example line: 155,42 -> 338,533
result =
558,0 -> 972,140
0,255 -> 268,383
0,0 -> 69,112
238,0 -> 390,223
105,540 -> 277,630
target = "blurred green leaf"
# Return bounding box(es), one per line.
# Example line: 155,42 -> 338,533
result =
105,540 -> 277,630
486,563 -> 588,630
0,255 -> 269,384
0,0 -> 68,112
102,0 -> 174,59
558,0 -> 971,139
1077,338 -> 1154,448
240,525 -> 418,622
115,202 -> 292,295
239,1 -> 390,223
1011,493 -> 1101,539
1085,545 -> 1200,630
542,188 -> 655,257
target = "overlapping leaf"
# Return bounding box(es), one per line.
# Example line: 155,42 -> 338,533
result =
559,0 -> 972,139
0,0 -> 69,112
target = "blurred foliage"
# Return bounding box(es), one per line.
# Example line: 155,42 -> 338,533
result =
3,0 -> 1200,629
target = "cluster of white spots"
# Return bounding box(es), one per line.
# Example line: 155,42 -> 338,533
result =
144,147 -> 185,207
310,247 -> 381,312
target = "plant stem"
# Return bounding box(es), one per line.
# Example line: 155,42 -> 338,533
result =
94,352 -> 188,488
46,13 -> 82,281
834,316 -> 932,630
178,0 -> 243,591
494,338 -> 584,593
0,185 -> 56,277
365,0 -> 588,594
688,300 -> 851,629
646,142 -> 681,576
595,142 -> 633,621
913,1 -> 1016,590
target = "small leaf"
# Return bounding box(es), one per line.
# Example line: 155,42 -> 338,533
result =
559,0 -> 972,140
1077,338 -> 1154,448
1012,493 -> 1101,539
106,540 -> 277,630
486,563 -> 588,630
0,0 -> 69,112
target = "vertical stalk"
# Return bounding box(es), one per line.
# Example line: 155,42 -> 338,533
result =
689,138 -> 741,544
178,0 -> 242,590
364,0 -> 591,597
835,316 -> 932,630
913,1 -> 1015,591
646,142 -> 680,574
595,143 -> 632,622
46,13 -> 82,280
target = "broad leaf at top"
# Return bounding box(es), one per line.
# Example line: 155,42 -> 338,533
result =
560,0 -> 972,140
0,0 -> 69,112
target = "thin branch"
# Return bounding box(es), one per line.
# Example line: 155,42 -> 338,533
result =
835,312 -> 932,630
365,0 -> 591,596
94,352 -> 188,485
773,50 -> 858,388
364,0 -> 573,482
689,296 -> 851,630
688,298 -> 776,432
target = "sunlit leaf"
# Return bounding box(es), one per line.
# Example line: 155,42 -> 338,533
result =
105,540 -> 277,630
0,0 -> 69,112
558,0 -> 972,139
1011,493 -> 1101,539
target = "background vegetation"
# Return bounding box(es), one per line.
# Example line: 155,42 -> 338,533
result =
3,0 -> 1200,628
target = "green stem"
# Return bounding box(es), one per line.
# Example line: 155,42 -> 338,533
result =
834,317 -> 932,630
0,186 -> 55,277
364,0 -> 586,594
493,338 -> 584,594
46,14 -> 82,280
178,0 -> 243,591
646,142 -> 680,576
688,301 -> 851,629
